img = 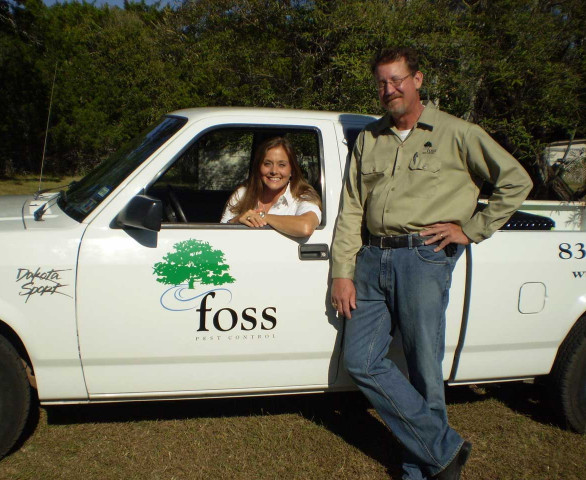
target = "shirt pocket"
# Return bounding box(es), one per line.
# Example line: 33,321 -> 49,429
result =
406,152 -> 441,197
360,150 -> 388,192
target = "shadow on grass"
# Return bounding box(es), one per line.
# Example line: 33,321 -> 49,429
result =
42,382 -> 560,478
476,381 -> 561,428
444,380 -> 563,431
45,391 -> 402,477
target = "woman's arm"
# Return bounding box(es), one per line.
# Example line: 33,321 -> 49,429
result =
234,210 -> 319,237
230,195 -> 321,237
264,211 -> 319,237
220,187 -> 244,223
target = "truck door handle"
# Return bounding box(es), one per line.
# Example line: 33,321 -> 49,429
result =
299,244 -> 329,260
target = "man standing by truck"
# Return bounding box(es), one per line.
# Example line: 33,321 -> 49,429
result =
331,47 -> 532,480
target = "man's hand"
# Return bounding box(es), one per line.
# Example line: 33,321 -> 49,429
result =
421,223 -> 471,252
331,278 -> 356,319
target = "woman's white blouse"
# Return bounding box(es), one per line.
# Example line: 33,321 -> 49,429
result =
220,184 -> 322,224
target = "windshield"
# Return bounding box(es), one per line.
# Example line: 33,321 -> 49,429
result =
58,115 -> 187,222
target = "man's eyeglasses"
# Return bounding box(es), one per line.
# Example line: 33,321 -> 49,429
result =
376,73 -> 413,90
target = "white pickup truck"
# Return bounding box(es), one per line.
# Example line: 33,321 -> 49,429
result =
1,108 -> 585,458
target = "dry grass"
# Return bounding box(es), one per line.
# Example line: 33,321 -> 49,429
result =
0,384 -> 584,480
0,176 -> 80,196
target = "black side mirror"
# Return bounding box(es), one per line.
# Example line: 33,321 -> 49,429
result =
116,195 -> 162,232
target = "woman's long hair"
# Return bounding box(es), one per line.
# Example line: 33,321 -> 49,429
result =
228,137 -> 322,216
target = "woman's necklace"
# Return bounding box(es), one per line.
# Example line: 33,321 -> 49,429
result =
257,200 -> 270,213
259,187 -> 284,213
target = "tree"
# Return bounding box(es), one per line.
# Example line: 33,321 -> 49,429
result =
153,239 -> 236,289
0,0 -> 49,176
1,0 -> 584,198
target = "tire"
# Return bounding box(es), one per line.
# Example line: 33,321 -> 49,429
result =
0,335 -> 31,458
549,315 -> 586,433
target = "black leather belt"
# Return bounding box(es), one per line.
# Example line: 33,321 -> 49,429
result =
368,233 -> 430,249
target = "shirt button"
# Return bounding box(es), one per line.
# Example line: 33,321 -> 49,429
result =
391,187 -> 395,191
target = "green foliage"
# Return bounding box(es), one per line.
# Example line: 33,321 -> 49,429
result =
153,239 -> 236,289
0,0 -> 584,197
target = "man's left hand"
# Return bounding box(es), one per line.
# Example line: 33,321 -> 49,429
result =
421,223 -> 471,252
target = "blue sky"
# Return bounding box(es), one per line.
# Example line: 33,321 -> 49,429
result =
43,0 -> 175,7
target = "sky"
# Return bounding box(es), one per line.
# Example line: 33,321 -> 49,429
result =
43,0 -> 176,8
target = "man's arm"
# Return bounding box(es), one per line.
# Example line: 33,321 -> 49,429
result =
331,133 -> 366,318
459,123 -> 533,242
422,123 -> 532,251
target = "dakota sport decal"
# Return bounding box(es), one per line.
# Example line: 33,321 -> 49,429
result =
16,267 -> 73,303
153,239 -> 277,336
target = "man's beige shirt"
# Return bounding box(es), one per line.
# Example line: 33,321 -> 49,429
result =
331,105 -> 533,279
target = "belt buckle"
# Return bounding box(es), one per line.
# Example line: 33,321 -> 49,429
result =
386,235 -> 404,249
382,236 -> 394,249
410,233 -> 423,248
370,235 -> 383,248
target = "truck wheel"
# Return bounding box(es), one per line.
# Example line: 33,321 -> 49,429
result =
549,315 -> 586,433
0,336 -> 31,458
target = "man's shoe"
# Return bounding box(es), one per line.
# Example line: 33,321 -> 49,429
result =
433,441 -> 472,480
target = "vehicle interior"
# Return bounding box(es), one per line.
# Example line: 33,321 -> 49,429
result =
146,127 -> 323,224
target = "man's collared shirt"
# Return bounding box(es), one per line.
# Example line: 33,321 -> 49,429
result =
332,104 -> 533,279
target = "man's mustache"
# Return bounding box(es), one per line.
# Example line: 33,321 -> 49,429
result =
384,94 -> 402,103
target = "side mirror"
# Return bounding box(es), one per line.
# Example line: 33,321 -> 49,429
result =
116,195 -> 162,232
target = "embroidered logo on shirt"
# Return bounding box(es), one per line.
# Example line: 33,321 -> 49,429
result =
422,141 -> 437,154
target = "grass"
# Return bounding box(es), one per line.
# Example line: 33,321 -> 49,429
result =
0,175 -> 80,196
0,384 -> 584,480
0,177 -> 584,478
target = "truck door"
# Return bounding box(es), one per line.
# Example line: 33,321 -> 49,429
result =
76,119 -> 344,398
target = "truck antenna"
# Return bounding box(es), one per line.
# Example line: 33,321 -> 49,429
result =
36,62 -> 58,199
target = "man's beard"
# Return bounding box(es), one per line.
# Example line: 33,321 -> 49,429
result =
384,95 -> 406,116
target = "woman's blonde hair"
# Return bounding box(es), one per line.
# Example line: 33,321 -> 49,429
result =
228,136 -> 322,216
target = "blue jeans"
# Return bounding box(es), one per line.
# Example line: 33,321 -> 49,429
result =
343,242 -> 464,480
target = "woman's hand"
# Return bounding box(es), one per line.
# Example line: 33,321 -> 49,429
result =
237,209 -> 267,228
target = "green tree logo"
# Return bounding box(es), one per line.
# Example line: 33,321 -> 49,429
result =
153,239 -> 235,289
